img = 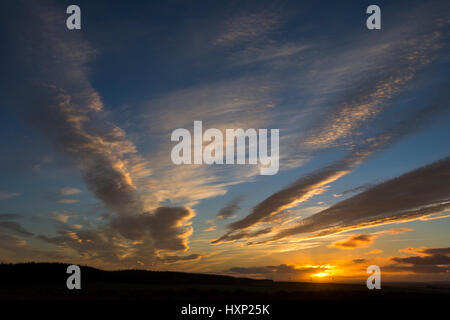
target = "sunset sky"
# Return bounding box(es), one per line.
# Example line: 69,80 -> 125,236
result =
0,0 -> 449,283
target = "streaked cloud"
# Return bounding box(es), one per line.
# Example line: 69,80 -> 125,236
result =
333,182 -> 377,198
0,192 -> 20,200
157,253 -> 201,264
266,157 -> 450,242
203,225 -> 216,232
110,206 -> 195,252
0,234 -> 29,250
145,76 -> 274,134
58,187 -> 81,196
3,1 -> 196,261
299,7 -> 447,150
330,228 -> 412,249
214,88 -> 450,244
217,196 -> 242,220
385,247 -> 450,274
231,43 -> 311,66
399,247 -> 450,256
58,199 -> 79,204
352,259 -> 367,264
0,221 -> 34,237
50,212 -> 71,224
214,10 -> 281,47
331,234 -> 376,249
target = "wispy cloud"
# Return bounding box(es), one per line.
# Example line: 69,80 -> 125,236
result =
144,76 -> 274,133
265,157 -> 450,243
58,187 -> 81,196
213,159 -> 353,244
50,211 -> 72,224
58,199 -> 79,204
331,234 -> 376,249
0,221 -> 34,237
203,225 -> 216,232
333,182 -> 377,198
110,206 -> 195,252
214,10 -> 281,47
157,253 -> 201,264
385,247 -> 450,274
2,1 -> 197,265
0,192 -> 20,200
330,228 -> 412,250
214,85 -> 450,244
231,43 -> 311,66
217,196 -> 242,220
400,247 -> 450,256
143,0 -> 448,219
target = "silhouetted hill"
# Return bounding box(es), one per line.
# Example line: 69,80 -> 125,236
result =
0,262 -> 272,286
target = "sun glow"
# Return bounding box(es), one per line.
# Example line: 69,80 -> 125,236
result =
313,272 -> 329,277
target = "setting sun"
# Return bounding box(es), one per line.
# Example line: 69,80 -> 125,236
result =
313,272 -> 329,278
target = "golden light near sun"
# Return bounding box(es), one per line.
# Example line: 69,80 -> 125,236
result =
313,272 -> 329,278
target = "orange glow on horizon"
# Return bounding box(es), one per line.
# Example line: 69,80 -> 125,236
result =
313,272 -> 329,277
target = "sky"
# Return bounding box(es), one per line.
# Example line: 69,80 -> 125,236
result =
0,0 -> 449,283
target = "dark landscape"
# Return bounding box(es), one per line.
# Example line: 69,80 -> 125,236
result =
1,263 -> 449,301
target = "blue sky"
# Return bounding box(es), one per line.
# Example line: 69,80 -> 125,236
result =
0,0 -> 449,281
